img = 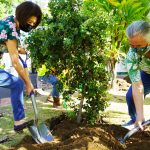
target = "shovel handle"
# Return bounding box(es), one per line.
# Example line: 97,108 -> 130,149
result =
30,91 -> 38,125
30,91 -> 34,96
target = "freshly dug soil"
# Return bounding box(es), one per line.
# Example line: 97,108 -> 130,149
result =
9,114 -> 150,150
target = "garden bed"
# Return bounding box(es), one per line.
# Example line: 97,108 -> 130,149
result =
9,114 -> 150,150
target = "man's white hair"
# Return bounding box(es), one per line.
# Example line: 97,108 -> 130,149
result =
126,20 -> 150,43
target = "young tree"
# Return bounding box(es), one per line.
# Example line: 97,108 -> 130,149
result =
27,0 -> 109,124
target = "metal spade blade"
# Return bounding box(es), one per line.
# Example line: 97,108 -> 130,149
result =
28,125 -> 41,144
38,123 -> 54,141
29,92 -> 53,143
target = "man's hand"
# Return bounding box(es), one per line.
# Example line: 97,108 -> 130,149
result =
132,81 -> 145,131
134,118 -> 145,131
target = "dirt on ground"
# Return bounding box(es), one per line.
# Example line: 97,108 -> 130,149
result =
9,113 -> 150,150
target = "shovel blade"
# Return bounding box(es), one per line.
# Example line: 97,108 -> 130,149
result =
28,125 -> 46,144
38,123 -> 54,142
0,135 -> 9,144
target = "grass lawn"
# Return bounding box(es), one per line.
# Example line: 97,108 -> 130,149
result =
111,92 -> 150,105
0,95 -> 63,150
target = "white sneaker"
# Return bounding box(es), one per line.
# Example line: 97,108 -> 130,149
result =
121,120 -> 135,130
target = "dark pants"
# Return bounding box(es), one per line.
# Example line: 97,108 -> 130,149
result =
0,69 -> 25,121
126,71 -> 150,121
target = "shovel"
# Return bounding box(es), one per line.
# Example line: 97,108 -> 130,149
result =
0,135 -> 10,143
28,92 -> 54,143
18,55 -> 53,143
118,119 -> 150,144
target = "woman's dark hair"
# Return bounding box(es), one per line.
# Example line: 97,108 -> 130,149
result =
15,1 -> 42,28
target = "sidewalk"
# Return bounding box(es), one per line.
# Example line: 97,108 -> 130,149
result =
0,98 -> 11,107
106,101 -> 150,117
105,100 -> 150,125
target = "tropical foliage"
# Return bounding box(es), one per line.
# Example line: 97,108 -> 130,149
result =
0,0 -> 24,18
93,0 -> 150,87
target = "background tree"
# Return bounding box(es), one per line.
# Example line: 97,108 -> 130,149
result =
0,0 -> 24,18
93,0 -> 150,88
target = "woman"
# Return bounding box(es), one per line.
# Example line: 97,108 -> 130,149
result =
0,1 -> 42,132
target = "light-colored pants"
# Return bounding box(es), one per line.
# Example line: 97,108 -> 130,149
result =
126,71 -> 150,122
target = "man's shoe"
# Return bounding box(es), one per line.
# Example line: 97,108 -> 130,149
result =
14,120 -> 34,132
121,120 -> 135,130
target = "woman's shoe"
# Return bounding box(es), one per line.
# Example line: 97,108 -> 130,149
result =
14,120 -> 34,132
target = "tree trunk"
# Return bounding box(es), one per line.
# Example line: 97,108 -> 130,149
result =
77,96 -> 84,124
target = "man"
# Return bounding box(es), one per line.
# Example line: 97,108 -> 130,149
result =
123,21 -> 150,130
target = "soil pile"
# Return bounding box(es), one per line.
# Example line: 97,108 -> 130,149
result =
116,78 -> 131,91
9,114 -> 150,150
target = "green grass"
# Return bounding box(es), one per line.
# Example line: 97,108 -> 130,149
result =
144,97 -> 150,105
111,95 -> 126,103
0,95 -> 62,150
105,110 -> 127,116
110,93 -> 150,105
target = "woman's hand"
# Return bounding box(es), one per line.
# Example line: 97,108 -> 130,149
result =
18,47 -> 27,54
26,81 -> 34,95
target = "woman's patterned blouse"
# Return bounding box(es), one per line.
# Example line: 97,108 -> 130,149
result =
0,15 -> 20,45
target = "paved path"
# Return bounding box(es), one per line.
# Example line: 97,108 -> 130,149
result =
105,101 -> 150,125
0,98 -> 11,107
0,73 -> 37,107
106,101 -> 150,116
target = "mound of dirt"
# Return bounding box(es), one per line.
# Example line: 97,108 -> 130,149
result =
9,114 -> 150,150
116,78 -> 131,91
